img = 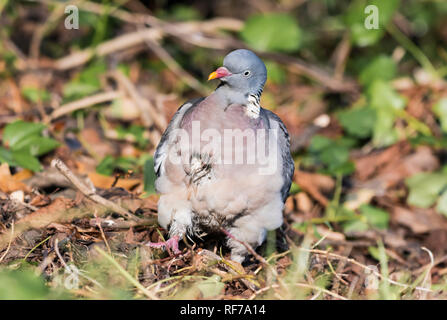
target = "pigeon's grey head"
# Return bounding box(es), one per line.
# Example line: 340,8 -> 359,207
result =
208,49 -> 267,98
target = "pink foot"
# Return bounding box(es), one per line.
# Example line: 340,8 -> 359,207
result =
146,235 -> 181,255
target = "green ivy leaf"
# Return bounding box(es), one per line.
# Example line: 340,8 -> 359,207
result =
241,13 -> 302,52
12,136 -> 60,156
62,82 -> 99,100
0,146 -> 17,167
345,0 -> 400,47
433,98 -> 447,133
343,219 -> 369,233
406,172 -> 447,208
171,4 -> 201,21
96,155 -> 116,176
360,204 -> 389,229
309,135 -> 333,152
11,150 -> 42,172
3,120 -> 46,149
343,205 -> 389,232
368,80 -> 407,147
350,23 -> 385,47
359,55 -> 397,87
337,107 -> 376,138
2,121 -> 59,172
369,80 -> 406,111
21,87 -> 51,103
79,60 -> 107,86
326,161 -> 356,176
265,61 -> 286,84
143,157 -> 156,195
63,60 -> 106,101
309,135 -> 355,175
437,190 -> 447,217
96,156 -> 138,176
372,108 -> 399,147
368,246 -> 381,261
319,145 -> 350,168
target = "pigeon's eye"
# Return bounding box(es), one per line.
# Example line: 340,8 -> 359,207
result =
244,70 -> 251,77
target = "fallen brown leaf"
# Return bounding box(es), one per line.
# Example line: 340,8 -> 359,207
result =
353,142 -> 409,181
294,171 -> 334,206
352,146 -> 439,197
0,198 -> 74,250
88,171 -> 141,191
392,206 -> 447,234
12,169 -> 33,181
0,163 -> 31,193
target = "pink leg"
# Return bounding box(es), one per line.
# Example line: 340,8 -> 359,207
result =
146,235 -> 181,255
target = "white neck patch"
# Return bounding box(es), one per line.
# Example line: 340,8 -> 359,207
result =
246,94 -> 260,119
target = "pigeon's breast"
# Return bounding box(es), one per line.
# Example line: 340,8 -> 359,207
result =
177,95 -> 284,222
180,95 -> 265,132
179,95 -> 268,170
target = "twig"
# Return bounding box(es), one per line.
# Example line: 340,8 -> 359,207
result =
48,91 -> 123,121
79,1 -> 243,36
89,217 -> 156,229
51,158 -> 140,221
332,31 -> 351,80
54,238 -> 70,270
310,290 -> 322,300
253,249 -> 292,275
145,274 -> 208,293
299,248 -> 433,293
22,235 -> 51,262
198,249 -> 258,292
418,247 -> 434,300
14,199 -> 39,212
260,51 -> 358,93
29,0 -> 68,63
103,128 -> 150,143
347,276 -> 360,300
330,245 -> 352,293
54,28 -> 163,70
414,254 -> 447,275
327,257 -> 348,287
248,285 -> 274,300
141,35 -> 210,96
387,22 -> 437,77
0,221 -> 14,263
0,30 -> 28,68
295,283 -> 348,300
107,71 -> 167,131
55,238 -> 104,289
40,0 -> 357,93
249,283 -> 348,300
94,211 -> 112,256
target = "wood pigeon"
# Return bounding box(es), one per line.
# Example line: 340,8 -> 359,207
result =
148,49 -> 294,263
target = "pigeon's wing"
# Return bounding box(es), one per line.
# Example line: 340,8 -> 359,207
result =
262,109 -> 295,202
154,97 -> 205,178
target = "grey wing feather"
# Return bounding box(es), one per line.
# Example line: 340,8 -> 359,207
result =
154,97 -> 204,178
261,108 -> 295,203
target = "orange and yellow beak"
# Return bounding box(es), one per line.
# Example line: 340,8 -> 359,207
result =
208,67 -> 231,81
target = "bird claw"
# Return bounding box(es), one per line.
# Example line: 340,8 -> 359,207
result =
146,235 -> 181,255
